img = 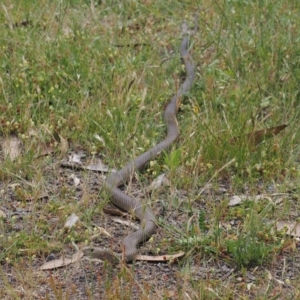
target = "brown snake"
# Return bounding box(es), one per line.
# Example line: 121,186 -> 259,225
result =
84,33 -> 196,262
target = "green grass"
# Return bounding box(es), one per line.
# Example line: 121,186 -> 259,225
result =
1,0 -> 300,299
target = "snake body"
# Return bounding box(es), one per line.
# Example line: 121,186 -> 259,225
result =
103,35 -> 195,262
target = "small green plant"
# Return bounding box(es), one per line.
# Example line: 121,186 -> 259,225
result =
225,232 -> 275,268
164,148 -> 181,172
175,211 -> 221,257
198,210 -> 207,233
225,208 -> 282,268
174,201 -> 284,270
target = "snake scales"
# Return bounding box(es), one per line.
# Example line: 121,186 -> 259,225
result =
84,33 -> 196,262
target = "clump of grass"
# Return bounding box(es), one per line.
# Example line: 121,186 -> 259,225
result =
173,199 -> 285,269
224,214 -> 280,269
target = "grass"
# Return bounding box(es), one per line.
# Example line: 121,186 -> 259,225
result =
1,0 -> 300,299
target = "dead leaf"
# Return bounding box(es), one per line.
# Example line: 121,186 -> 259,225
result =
0,209 -> 6,219
70,174 -> 80,186
150,174 -> 170,190
58,134 -> 69,154
90,226 -> 111,239
276,221 -> 300,238
230,124 -> 287,147
52,130 -> 69,154
82,248 -> 185,263
40,250 -> 84,270
136,251 -> 185,262
228,195 -> 244,206
94,134 -> 106,146
281,239 -> 297,252
39,143 -> 55,156
82,247 -> 118,264
2,135 -> 22,160
228,194 -> 270,206
103,207 -> 126,216
228,193 -> 287,207
61,155 -> 116,173
85,158 -> 116,172
64,213 -> 79,229
111,217 -> 139,230
70,153 -> 85,164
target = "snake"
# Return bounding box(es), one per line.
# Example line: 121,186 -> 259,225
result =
84,33 -> 196,262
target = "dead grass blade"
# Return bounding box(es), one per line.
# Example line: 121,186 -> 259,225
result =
111,217 -> 139,230
40,250 -> 84,270
57,133 -> 69,154
136,251 -> 185,262
277,221 -> 300,238
64,213 -> 79,229
103,207 -> 126,216
1,135 -> 22,160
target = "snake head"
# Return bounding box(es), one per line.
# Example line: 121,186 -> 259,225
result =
82,246 -> 119,264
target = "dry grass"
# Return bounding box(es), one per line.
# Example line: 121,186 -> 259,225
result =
1,0 -> 300,299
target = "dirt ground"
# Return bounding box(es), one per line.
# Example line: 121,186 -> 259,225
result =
1,156 -> 300,300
